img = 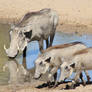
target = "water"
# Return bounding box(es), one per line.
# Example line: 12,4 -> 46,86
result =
0,24 -> 92,84
0,24 -> 10,85
25,32 -> 92,69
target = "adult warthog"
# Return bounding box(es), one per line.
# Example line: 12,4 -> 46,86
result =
4,8 -> 59,68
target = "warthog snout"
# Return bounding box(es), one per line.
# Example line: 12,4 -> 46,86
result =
4,45 -> 19,58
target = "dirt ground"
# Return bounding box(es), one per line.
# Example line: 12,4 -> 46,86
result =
1,81 -> 92,92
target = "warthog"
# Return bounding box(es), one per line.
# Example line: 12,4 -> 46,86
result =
4,8 -> 59,68
3,60 -> 28,84
34,42 -> 90,85
59,48 -> 92,88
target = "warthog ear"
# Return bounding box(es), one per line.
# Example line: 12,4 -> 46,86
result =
70,63 -> 75,68
45,57 -> 51,63
24,30 -> 32,39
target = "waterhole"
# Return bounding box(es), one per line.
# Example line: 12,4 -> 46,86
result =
0,24 -> 92,85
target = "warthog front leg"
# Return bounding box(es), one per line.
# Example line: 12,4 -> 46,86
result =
69,71 -> 86,89
38,39 -> 44,53
79,72 -> 86,86
66,71 -> 81,89
46,38 -> 49,49
23,47 -> 27,69
48,67 -> 58,87
84,70 -> 91,83
49,30 -> 55,47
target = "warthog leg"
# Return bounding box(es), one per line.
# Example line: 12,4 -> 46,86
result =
84,70 -> 91,83
49,29 -> 55,47
46,39 -> 49,48
79,72 -> 86,86
48,67 -> 58,88
23,46 -> 27,69
69,71 -> 86,89
38,39 -> 44,53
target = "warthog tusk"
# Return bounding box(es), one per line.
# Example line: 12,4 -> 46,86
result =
4,45 -> 7,51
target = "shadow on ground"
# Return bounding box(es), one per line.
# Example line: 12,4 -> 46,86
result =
36,81 -> 92,90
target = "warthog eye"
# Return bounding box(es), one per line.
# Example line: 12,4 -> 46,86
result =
39,61 -> 42,65
24,30 -> 32,39
19,32 -> 22,35
65,66 -> 68,70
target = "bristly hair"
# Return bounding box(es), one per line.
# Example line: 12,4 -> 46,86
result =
73,48 -> 92,56
16,8 -> 51,27
42,41 -> 84,53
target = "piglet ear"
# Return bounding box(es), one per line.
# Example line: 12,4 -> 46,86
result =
70,63 -> 75,68
45,57 -> 51,63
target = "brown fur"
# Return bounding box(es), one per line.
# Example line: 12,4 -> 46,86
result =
42,42 -> 83,53
73,48 -> 89,56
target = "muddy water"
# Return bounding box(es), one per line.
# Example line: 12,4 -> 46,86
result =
0,24 -> 10,85
0,24 -> 92,85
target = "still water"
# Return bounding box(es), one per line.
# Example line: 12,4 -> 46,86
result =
0,24 -> 92,85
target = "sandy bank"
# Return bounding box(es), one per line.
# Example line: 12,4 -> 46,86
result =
1,81 -> 92,92
0,0 -> 92,34
0,0 -> 92,25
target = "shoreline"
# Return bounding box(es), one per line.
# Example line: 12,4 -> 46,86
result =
57,23 -> 92,35
1,19 -> 92,35
0,81 -> 92,92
